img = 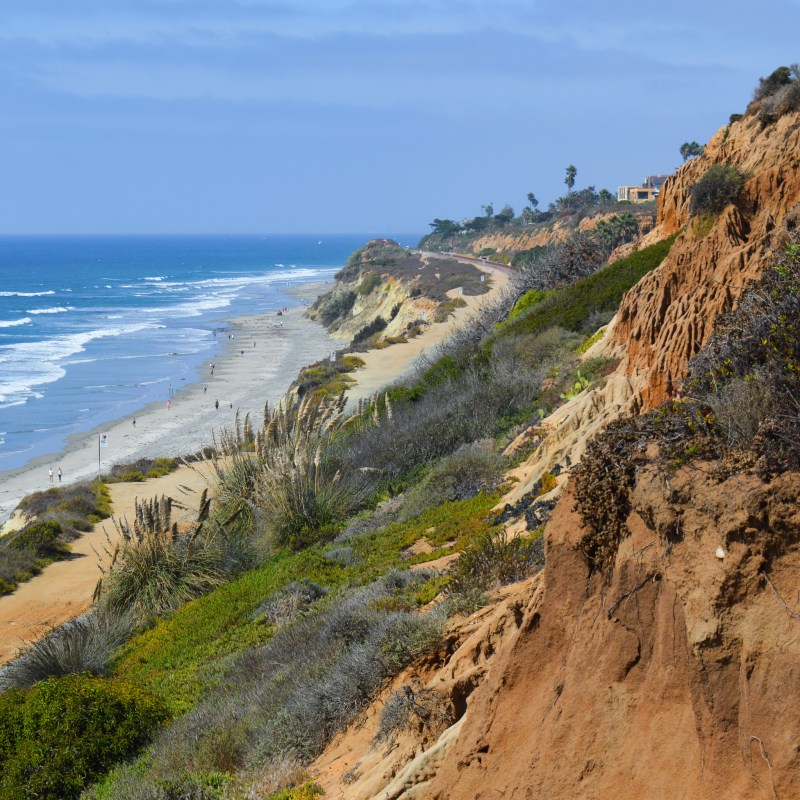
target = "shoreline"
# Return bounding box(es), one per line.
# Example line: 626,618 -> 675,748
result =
0,280 -> 337,528
0,260 -> 508,662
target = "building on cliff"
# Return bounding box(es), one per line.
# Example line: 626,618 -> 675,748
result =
617,173 -> 670,202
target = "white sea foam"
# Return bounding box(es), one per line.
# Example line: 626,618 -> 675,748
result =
144,276 -> 167,281
0,290 -> 55,297
0,322 -> 160,405
0,317 -> 32,328
26,306 -> 74,315
140,294 -> 235,317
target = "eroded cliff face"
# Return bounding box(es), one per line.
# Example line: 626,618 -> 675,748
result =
462,211 -> 655,258
424,467 -> 800,800
313,465 -> 800,800
616,111 -> 800,409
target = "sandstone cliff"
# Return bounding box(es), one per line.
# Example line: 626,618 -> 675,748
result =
306,239 -> 490,345
451,210 -> 656,261
306,102 -> 800,800
616,110 -> 800,409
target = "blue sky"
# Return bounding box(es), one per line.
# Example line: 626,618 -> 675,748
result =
2,0 -> 799,234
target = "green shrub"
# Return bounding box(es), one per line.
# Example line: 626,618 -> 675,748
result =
0,675 -> 167,800
352,315 -> 388,347
268,783 -> 324,800
119,469 -> 145,482
317,290 -> 356,327
690,163 -> 745,216
447,528 -> 543,599
357,271 -> 382,295
8,520 -> 66,559
752,66 -> 794,103
506,288 -> 550,322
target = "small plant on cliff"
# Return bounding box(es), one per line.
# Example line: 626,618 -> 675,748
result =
317,289 -> 356,327
376,685 -> 453,744
1,612 -> 132,690
689,163 -> 745,217
447,527 -> 543,599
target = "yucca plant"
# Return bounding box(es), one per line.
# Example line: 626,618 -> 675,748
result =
95,491 -> 223,622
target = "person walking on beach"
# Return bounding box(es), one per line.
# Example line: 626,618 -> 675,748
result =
57,467 -> 62,482
215,399 -> 219,410
133,417 -> 136,427
167,399 -> 171,410
48,467 -> 53,483
203,386 -> 207,394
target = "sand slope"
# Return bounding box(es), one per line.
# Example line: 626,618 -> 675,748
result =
0,462 -> 214,664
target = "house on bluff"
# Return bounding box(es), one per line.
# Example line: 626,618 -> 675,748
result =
617,174 -> 670,202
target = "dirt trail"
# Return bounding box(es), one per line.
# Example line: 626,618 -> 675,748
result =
0,462 -> 214,665
346,260 -> 508,403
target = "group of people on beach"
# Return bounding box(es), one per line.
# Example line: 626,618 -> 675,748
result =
48,467 -> 62,483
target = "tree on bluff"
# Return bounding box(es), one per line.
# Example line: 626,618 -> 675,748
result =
680,141 -> 704,161
428,219 -> 462,236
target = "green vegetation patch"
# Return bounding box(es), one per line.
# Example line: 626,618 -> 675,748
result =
0,675 -> 167,800
690,163 -> 745,217
506,288 -> 551,323
357,271 -> 382,295
105,457 -> 178,484
295,354 -> 365,400
433,296 -> 468,323
0,481 -> 112,596
111,492 -> 500,714
497,234 -> 677,341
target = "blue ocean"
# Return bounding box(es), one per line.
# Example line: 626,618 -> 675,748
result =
0,234 -> 418,473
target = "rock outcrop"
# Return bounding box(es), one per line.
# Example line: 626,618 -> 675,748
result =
458,211 -> 656,259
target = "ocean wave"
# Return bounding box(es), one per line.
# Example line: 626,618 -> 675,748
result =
144,276 -> 167,281
140,294 -> 235,317
0,317 -> 32,328
0,322 -> 160,404
0,290 -> 55,297
26,306 -> 74,315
